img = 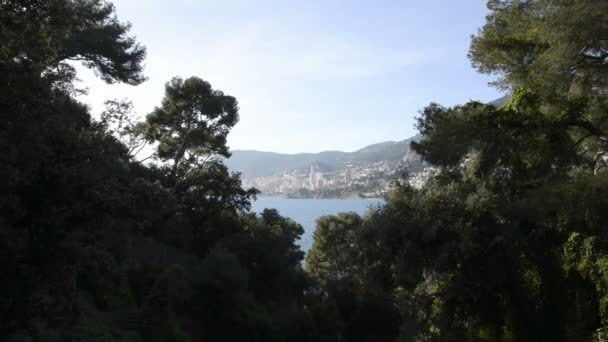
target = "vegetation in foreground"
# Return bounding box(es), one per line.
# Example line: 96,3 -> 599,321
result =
2,0 -> 608,341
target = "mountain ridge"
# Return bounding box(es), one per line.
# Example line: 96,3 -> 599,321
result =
225,135 -> 423,180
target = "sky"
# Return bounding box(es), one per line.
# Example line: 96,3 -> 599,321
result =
76,0 -> 502,154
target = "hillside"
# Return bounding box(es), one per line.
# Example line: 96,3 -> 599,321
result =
226,135 -> 423,180
224,135 -> 427,198
225,95 -> 510,198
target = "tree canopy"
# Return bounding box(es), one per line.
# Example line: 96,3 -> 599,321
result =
4,0 -> 608,341
304,1 -> 608,341
0,1 -> 309,341
0,0 -> 146,85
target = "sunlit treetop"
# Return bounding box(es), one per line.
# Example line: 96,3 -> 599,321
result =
0,0 -> 146,85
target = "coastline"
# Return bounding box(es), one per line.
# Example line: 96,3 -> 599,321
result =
255,194 -> 385,201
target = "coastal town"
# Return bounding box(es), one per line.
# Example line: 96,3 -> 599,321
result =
243,159 -> 437,198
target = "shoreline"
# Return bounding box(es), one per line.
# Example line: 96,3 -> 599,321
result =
255,195 -> 385,201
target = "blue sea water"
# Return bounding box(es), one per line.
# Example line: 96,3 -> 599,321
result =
251,197 -> 384,252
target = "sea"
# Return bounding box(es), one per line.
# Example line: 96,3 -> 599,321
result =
251,197 -> 384,252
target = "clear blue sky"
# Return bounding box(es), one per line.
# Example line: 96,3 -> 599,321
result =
77,0 -> 502,153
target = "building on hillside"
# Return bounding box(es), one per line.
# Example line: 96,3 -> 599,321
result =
309,164 -> 315,190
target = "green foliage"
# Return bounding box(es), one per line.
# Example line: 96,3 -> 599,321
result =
0,0 -> 146,85
469,0 -> 608,166
306,213 -> 363,282
304,1 -> 608,341
4,0 -> 608,341
0,1 -> 310,341
470,0 -> 608,98
143,76 -> 238,166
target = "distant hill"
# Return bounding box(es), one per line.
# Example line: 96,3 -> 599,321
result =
225,96 -> 507,198
226,135 -> 423,180
488,94 -> 511,107
226,96 -> 509,181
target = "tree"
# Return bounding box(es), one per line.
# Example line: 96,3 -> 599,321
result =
469,0 -> 608,167
136,76 -> 256,253
0,0 -> 146,85
306,213 -> 363,283
0,1 -> 315,341
470,0 -> 608,99
374,1 -> 608,339
304,2 -> 608,341
306,212 -> 402,342
142,77 -> 239,177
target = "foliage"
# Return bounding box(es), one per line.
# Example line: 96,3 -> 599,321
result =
0,1 -> 309,341
303,1 -> 608,341
0,0 -> 146,85
4,0 -> 608,341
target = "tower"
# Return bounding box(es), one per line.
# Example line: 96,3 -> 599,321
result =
309,164 -> 315,190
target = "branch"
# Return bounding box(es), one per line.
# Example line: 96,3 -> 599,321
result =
581,53 -> 608,62
178,155 -> 215,183
199,154 -> 213,168
128,140 -> 146,155
130,142 -> 148,159
593,151 -> 608,174
573,133 -> 593,148
568,119 -> 608,143
570,43 -> 608,71
138,152 -> 157,163
171,124 -> 192,178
